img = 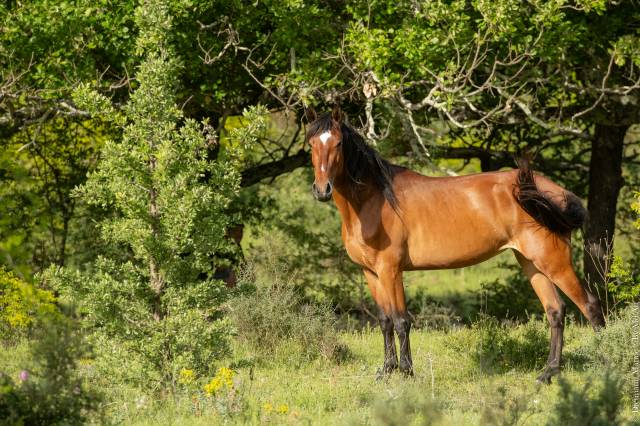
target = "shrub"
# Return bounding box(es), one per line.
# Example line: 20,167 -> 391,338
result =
48,0 -> 245,390
547,368 -> 636,426
0,267 -> 58,342
228,262 -> 349,363
472,315 -> 548,373
476,270 -> 543,322
409,297 -> 463,331
371,390 -> 442,426
607,192 -> 640,305
480,385 -> 541,426
577,304 -> 638,396
0,313 -> 102,425
44,263 -> 231,389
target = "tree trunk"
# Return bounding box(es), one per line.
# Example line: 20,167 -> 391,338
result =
583,123 -> 628,312
149,154 -> 164,321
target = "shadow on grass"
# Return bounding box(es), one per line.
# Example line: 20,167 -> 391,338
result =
470,316 -> 591,375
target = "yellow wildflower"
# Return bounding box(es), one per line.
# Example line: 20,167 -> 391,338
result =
178,368 -> 195,385
203,367 -> 234,396
216,367 -> 234,388
203,377 -> 222,395
262,402 -> 273,413
277,404 -> 289,414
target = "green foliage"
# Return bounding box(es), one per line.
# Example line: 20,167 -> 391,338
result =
547,369 -> 633,426
608,256 -> 640,304
0,268 -> 57,341
228,262 -> 349,364
472,316 -> 548,373
48,0 -> 242,389
0,314 -> 102,425
580,305 -> 638,395
477,269 -> 543,322
608,192 -> 640,304
371,390 -> 442,426
410,298 -> 463,331
0,119 -> 105,274
480,386 -> 541,426
633,192 -> 640,230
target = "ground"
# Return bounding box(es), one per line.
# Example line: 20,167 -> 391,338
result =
88,321 -> 634,425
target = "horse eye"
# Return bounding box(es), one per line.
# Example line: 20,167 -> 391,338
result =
336,141 -> 342,147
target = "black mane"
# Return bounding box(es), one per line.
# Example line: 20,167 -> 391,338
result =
307,113 -> 399,211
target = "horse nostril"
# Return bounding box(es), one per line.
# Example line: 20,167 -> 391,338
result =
325,182 -> 333,194
312,183 -> 318,193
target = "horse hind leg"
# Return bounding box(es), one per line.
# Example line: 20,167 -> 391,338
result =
516,253 -> 565,384
516,232 -> 605,329
548,264 -> 605,330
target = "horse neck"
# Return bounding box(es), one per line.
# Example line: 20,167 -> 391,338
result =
332,175 -> 378,224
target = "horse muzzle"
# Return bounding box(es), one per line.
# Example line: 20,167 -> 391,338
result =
312,181 -> 333,202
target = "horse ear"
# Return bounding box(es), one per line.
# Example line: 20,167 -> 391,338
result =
331,105 -> 343,124
304,106 -> 317,123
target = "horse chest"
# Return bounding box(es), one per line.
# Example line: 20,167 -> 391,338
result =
341,225 -> 377,269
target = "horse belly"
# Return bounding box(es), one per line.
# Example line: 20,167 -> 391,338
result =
404,219 -> 510,270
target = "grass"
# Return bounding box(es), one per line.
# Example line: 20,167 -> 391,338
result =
56,319 -> 633,425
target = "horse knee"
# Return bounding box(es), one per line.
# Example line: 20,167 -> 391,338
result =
392,314 -> 411,336
379,312 -> 394,332
546,302 -> 565,329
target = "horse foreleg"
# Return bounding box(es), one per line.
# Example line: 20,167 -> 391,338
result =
380,266 -> 414,376
379,309 -> 398,374
393,312 -> 413,376
363,269 -> 398,374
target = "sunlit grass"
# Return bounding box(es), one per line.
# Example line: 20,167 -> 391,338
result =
76,320 -> 634,425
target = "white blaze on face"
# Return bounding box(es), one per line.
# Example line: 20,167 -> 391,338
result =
318,131 -> 332,173
319,131 -> 331,144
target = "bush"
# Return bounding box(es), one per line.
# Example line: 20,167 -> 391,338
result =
0,267 -> 58,342
547,368 -> 636,426
44,263 -> 231,389
371,389 -> 442,426
0,313 -> 102,425
47,0 -> 243,391
472,316 -> 548,373
409,296 -> 463,331
476,270 -> 543,322
578,304 -> 638,396
480,385 -> 541,426
228,263 -> 349,363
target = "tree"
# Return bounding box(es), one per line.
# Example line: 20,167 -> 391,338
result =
48,0 -> 241,388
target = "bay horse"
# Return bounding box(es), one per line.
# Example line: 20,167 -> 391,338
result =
306,106 -> 605,383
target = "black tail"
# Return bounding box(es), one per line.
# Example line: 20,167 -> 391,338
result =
513,158 -> 586,235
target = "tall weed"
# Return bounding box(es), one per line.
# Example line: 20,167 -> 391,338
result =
228,262 -> 349,364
